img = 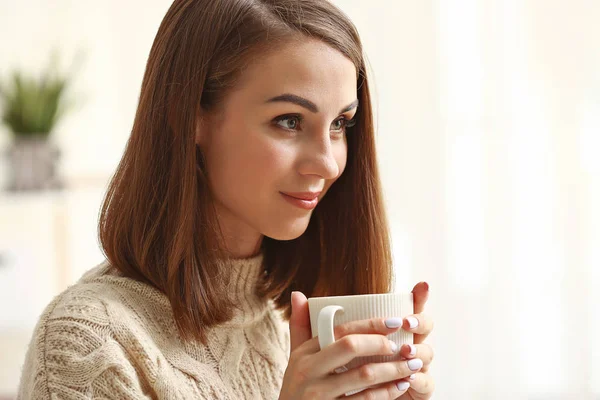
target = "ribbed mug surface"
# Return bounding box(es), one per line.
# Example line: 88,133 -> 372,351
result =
307,292 -> 414,395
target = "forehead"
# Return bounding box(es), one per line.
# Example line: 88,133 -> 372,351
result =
231,39 -> 358,112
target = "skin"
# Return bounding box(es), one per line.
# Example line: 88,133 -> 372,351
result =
284,284 -> 434,399
196,38 -> 356,259
196,38 -> 435,398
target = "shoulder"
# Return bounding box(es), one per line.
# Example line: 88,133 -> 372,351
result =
28,261 -> 122,353
41,260 -> 161,333
17,261 -> 154,399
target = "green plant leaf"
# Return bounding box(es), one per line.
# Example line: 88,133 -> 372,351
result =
0,53 -> 78,136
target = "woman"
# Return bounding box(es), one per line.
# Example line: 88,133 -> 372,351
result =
18,0 -> 435,398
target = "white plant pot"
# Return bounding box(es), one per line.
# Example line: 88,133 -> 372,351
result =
3,135 -> 63,192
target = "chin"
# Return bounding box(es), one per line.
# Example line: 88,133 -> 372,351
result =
263,217 -> 312,241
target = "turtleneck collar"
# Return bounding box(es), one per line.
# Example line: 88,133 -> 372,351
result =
217,251 -> 271,327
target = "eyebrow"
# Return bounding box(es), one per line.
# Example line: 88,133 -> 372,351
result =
266,93 -> 359,114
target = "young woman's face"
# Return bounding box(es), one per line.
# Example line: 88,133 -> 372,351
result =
197,39 -> 358,257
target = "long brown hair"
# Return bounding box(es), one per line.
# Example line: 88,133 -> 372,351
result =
98,0 -> 393,345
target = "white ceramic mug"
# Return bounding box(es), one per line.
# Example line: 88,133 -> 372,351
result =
307,292 -> 414,396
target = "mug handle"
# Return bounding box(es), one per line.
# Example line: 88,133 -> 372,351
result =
318,304 -> 362,395
317,305 -> 344,351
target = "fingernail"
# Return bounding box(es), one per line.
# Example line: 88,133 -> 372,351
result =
405,316 -> 419,329
424,282 -> 430,291
389,340 -> 399,353
385,317 -> 403,328
408,358 -> 423,371
409,374 -> 416,380
408,344 -> 416,356
396,381 -> 410,391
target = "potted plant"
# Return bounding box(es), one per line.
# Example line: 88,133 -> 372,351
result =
0,53 -> 78,192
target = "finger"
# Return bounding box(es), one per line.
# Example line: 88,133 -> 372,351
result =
412,282 -> 429,314
297,316 -> 404,355
331,360 -> 420,399
402,313 -> 434,337
341,379 -> 411,399
399,343 -> 434,367
309,333 -> 401,377
289,291 -> 312,352
411,282 -> 430,344
406,372 -> 435,397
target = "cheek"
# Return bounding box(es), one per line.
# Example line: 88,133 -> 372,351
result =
243,140 -> 294,186
255,141 -> 293,173
208,134 -> 291,198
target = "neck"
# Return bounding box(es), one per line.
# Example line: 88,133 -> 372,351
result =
212,202 -> 264,258
223,236 -> 264,259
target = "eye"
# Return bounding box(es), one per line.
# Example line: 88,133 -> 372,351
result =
273,114 -> 357,134
331,116 -> 357,133
274,115 -> 302,131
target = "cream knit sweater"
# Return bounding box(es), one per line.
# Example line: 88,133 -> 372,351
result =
17,253 -> 291,399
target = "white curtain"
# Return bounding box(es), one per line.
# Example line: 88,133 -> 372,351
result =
335,0 -> 600,398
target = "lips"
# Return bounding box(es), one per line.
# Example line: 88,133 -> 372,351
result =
280,191 -> 322,200
280,191 -> 321,210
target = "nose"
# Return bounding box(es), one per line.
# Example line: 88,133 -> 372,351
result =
296,134 -> 341,180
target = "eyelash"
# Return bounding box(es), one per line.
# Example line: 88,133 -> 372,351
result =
273,114 -> 357,134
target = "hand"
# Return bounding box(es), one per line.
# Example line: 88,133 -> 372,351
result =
278,291 -> 428,399
394,282 -> 435,399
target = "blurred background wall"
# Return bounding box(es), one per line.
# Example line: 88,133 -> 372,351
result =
0,0 -> 599,399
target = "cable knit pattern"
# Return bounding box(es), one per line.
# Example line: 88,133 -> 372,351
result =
17,253 -> 291,399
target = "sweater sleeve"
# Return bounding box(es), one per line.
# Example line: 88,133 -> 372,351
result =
17,289 -> 152,400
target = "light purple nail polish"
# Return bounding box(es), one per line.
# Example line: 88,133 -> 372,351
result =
408,344 -> 417,356
396,381 -> 410,391
408,358 -> 423,371
385,317 -> 403,328
406,316 -> 419,329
